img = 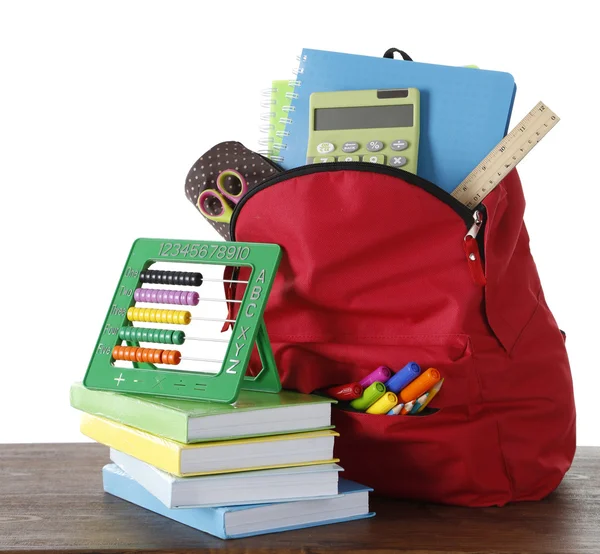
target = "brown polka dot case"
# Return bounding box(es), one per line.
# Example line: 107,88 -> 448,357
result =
184,141 -> 281,240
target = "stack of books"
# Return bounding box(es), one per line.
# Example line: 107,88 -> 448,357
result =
70,383 -> 374,539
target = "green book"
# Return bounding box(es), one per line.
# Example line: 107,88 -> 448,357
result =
260,79 -> 294,163
70,383 -> 334,444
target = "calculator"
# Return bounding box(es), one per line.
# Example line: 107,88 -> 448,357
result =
307,88 -> 420,174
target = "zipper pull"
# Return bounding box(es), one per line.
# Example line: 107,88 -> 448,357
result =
463,210 -> 486,286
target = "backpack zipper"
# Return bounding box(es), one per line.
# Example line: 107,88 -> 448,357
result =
230,161 -> 487,277
463,210 -> 486,285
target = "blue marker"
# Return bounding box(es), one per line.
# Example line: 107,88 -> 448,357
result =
385,362 -> 421,394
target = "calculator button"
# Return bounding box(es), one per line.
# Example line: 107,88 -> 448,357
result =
363,154 -> 386,164
390,156 -> 407,167
314,156 -> 335,163
316,142 -> 335,154
337,155 -> 360,162
391,140 -> 409,151
342,141 -> 360,153
366,140 -> 384,152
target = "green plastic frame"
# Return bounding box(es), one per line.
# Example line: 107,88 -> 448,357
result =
83,238 -> 282,403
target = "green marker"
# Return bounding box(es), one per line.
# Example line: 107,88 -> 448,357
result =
350,382 -> 386,411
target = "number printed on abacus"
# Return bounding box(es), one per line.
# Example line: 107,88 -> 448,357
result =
160,242 -> 252,260
226,245 -> 237,259
159,242 -> 172,256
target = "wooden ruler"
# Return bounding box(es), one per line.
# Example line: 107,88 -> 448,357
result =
451,101 -> 560,208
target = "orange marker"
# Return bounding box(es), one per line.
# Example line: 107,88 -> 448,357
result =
399,368 -> 441,403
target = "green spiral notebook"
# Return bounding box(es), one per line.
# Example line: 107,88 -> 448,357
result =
260,79 -> 294,163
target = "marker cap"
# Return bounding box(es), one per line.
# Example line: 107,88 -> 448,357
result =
359,366 -> 392,388
323,382 -> 363,401
349,381 -> 386,411
385,362 -> 421,393
366,392 -> 399,414
400,368 -> 441,403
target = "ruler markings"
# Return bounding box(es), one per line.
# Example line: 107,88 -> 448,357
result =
451,101 -> 560,208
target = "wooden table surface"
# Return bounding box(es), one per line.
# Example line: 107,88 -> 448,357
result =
0,444 -> 598,553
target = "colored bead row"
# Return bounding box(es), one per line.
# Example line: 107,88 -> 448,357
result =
118,326 -> 185,345
126,307 -> 191,325
134,288 -> 200,306
112,345 -> 181,365
140,269 -> 202,287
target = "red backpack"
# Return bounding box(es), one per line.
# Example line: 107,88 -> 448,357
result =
228,161 -> 576,507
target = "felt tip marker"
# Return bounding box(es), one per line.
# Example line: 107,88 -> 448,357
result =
385,362 -> 421,393
400,368 -> 441,403
350,382 -> 386,411
323,382 -> 363,401
359,366 -> 392,388
366,392 -> 398,414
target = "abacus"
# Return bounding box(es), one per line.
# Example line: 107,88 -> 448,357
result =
83,238 -> 282,403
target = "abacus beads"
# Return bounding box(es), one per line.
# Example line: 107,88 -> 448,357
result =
127,307 -> 191,325
119,327 -> 185,345
112,345 -> 181,365
134,288 -> 200,306
140,269 -> 202,287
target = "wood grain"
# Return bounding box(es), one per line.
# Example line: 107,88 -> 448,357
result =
0,444 -> 598,553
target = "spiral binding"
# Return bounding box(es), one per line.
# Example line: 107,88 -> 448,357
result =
258,53 -> 306,164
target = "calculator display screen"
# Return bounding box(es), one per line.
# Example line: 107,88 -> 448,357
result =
314,105 -> 414,130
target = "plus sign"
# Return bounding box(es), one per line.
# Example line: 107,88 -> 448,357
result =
114,373 -> 125,386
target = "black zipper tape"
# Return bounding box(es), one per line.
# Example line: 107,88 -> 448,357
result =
231,161 -> 478,240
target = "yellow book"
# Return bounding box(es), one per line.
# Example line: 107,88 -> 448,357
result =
81,414 -> 339,477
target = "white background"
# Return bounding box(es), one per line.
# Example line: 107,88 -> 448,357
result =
1,1 -> 598,445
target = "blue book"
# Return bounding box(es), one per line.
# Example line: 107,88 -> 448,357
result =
282,48 -> 516,192
103,464 -> 374,539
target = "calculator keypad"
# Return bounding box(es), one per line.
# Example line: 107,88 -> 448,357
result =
309,138 -> 412,171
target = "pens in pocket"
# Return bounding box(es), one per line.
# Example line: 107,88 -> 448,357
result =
400,367 -> 441,403
323,382 -> 363,401
385,362 -> 421,393
366,392 -> 398,414
350,382 -> 386,411
359,366 -> 392,389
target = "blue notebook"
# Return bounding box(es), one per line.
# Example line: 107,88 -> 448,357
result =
103,464 -> 374,540
282,48 -> 516,192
